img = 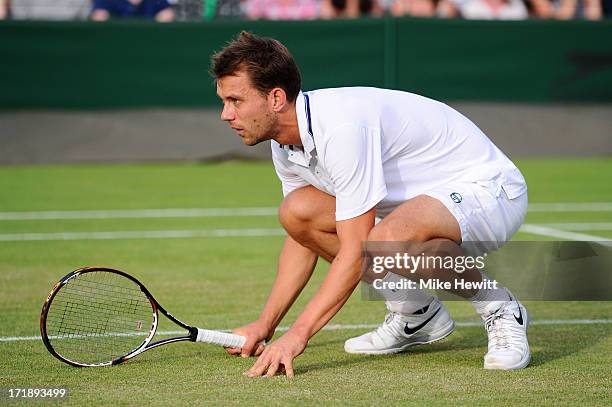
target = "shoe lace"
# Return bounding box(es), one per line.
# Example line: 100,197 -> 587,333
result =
376,312 -> 404,340
485,303 -> 525,351
484,308 -> 510,350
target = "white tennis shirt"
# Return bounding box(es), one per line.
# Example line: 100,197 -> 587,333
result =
271,87 -> 527,221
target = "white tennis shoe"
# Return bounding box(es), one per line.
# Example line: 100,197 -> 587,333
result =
482,297 -> 531,370
344,299 -> 455,355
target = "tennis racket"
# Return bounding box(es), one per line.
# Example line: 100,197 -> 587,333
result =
40,267 -> 246,367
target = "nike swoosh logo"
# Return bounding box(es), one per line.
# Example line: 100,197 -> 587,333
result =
514,304 -> 524,325
404,308 -> 441,335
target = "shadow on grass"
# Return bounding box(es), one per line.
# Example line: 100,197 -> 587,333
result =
308,327 -> 485,353
296,354 -> 375,376
528,324 -> 611,367
114,323 -> 610,374
297,329 -> 483,375
298,323 -> 612,374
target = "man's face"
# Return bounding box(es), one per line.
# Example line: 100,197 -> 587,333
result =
216,70 -> 277,146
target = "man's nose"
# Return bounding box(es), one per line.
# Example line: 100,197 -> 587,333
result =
221,103 -> 234,121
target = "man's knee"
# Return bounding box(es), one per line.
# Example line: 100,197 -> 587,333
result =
279,187 -> 314,227
278,186 -> 334,232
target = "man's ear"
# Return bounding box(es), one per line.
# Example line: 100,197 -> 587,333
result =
269,88 -> 288,112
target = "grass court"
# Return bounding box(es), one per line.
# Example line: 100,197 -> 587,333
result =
0,158 -> 610,405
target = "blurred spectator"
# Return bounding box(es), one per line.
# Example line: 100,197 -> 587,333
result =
2,0 -> 604,21
524,0 -> 602,19
438,0 -> 529,19
174,0 -> 201,20
216,0 -> 242,17
603,0 -> 611,17
0,0 -> 6,19
554,0 -> 601,19
581,0 -> 603,19
174,0 -> 243,21
321,0 -> 384,18
10,0 -> 90,20
388,0 -> 438,17
243,0 -> 319,20
523,0 -> 553,17
91,0 -> 176,21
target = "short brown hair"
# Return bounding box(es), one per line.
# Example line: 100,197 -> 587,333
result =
210,31 -> 302,103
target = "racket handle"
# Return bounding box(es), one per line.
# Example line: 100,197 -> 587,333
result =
195,328 -> 246,348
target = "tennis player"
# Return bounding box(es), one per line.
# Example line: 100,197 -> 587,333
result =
211,31 -> 530,377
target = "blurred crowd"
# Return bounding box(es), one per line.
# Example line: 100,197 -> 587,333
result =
1,0 -> 610,21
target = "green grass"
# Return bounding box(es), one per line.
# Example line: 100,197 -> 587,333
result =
0,158 -> 611,406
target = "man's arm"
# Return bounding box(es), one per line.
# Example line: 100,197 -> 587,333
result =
245,209 -> 375,377
228,235 -> 318,356
290,210 -> 375,338
230,143 -> 318,356
260,235 -> 319,333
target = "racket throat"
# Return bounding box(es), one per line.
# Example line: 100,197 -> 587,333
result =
188,326 -> 199,342
111,357 -> 129,366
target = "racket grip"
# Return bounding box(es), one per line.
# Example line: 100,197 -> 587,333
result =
195,328 -> 246,348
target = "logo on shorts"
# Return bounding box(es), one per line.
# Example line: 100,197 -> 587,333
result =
450,192 -> 462,204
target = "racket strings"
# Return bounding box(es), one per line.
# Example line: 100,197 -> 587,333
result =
48,291 -> 151,360
49,291 -> 151,324
45,271 -> 155,365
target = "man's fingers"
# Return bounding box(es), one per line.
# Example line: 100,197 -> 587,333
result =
242,341 -> 297,378
240,338 -> 257,357
224,346 -> 242,356
245,351 -> 270,377
247,362 -> 267,377
254,343 -> 265,356
283,356 -> 294,378
265,358 -> 281,377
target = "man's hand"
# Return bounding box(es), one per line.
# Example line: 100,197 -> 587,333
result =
244,329 -> 307,378
225,320 -> 271,357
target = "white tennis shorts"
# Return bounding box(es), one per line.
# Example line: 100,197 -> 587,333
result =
424,179 -> 528,256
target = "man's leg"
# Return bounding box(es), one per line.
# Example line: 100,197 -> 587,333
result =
278,186 -> 338,262
281,187 -> 454,355
345,195 -> 461,354
282,185 -> 529,369
356,187 -> 530,370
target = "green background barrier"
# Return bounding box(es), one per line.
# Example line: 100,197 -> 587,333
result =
1,18 -> 611,108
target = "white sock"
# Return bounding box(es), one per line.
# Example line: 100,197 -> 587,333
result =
376,272 -> 434,314
470,271 -> 511,316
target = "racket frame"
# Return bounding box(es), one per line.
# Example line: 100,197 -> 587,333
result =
40,267 -> 200,367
